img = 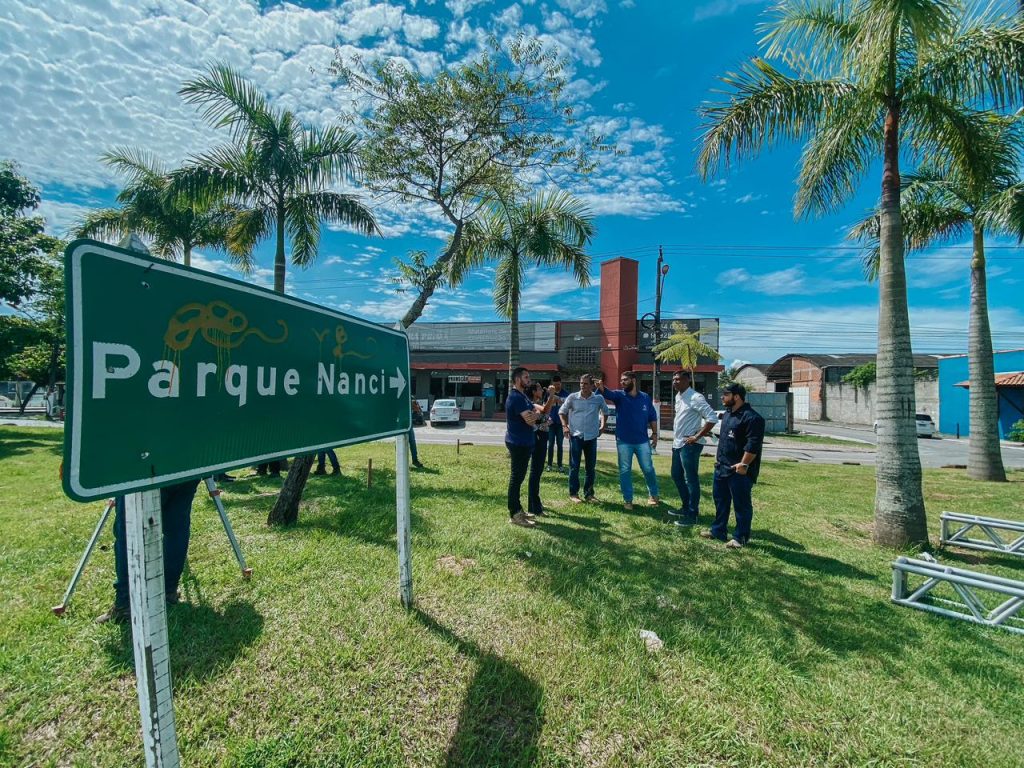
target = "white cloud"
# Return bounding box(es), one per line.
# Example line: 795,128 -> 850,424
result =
693,0 -> 771,23
720,266 -> 863,296
36,200 -> 98,237
735,193 -> 765,204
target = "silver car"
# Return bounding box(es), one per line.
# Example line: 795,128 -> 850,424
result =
429,398 -> 461,424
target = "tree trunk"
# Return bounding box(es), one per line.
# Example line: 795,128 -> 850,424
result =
183,244 -> 191,269
17,382 -> 41,416
873,104 -> 928,548
267,194 -> 312,525
274,200 -> 287,294
508,299 -> 521,382
400,221 -> 464,328
966,226 -> 1006,481
268,454 -> 314,526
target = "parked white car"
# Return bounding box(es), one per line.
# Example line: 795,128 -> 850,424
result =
873,413 -> 937,438
604,403 -> 617,433
429,398 -> 461,424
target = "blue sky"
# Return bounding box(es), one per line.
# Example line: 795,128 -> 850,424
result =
3,0 -> 1023,365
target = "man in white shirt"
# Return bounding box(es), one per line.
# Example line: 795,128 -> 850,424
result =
669,370 -> 718,526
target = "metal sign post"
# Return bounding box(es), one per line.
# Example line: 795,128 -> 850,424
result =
125,490 -> 179,768
395,432 -> 413,608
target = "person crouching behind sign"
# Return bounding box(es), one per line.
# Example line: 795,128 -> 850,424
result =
505,366 -> 540,528
96,479 -> 201,624
525,382 -> 558,518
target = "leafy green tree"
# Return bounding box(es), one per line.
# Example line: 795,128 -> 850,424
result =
460,191 -> 595,378
174,65 -> 379,525
1009,418 -> 1024,442
842,362 -> 878,388
175,64 -> 378,293
653,323 -> 722,375
334,37 -> 597,328
851,114 -> 1024,482
1,160 -> 59,307
75,149 -> 235,268
697,0 -> 1024,548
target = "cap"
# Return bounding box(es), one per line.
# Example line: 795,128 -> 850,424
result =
721,382 -> 746,398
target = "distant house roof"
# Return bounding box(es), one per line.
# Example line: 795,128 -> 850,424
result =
734,363 -> 771,375
955,372 -> 1024,389
766,353 -> 943,382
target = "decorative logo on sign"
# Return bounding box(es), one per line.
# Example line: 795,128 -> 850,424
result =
164,301 -> 288,351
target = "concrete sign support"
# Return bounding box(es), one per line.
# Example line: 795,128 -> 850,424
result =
125,490 -> 179,768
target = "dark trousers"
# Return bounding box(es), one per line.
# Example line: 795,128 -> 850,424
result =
710,470 -> 754,543
546,420 -> 564,467
671,444 -> 704,519
113,479 -> 200,609
506,442 -> 533,517
257,460 -> 284,475
568,435 -> 597,498
528,431 -> 548,514
316,449 -> 340,472
408,427 -> 419,464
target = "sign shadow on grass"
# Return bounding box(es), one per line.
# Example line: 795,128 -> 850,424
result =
103,600 -> 263,685
413,608 -> 544,768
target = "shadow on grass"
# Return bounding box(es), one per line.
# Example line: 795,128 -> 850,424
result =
0,436 -> 63,461
414,609 -> 543,768
104,600 -> 263,684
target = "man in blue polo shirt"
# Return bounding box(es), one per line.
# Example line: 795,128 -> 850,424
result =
596,371 -> 660,511
505,366 -> 540,528
701,383 -> 765,549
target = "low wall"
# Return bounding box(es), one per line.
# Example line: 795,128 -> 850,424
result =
823,379 -> 939,425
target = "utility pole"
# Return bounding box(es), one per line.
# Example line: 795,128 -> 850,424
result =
652,246 -> 670,447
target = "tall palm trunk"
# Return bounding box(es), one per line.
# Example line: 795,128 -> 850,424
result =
874,105 -> 928,548
273,198 -> 286,294
269,194 -> 313,525
183,243 -> 192,269
967,226 -> 1007,481
508,300 -> 521,382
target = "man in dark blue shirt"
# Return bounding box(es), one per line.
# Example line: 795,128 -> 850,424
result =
505,366 -> 540,528
596,371 -> 660,510
702,383 -> 765,548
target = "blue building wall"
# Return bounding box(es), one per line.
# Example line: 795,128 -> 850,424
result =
938,350 -> 1024,438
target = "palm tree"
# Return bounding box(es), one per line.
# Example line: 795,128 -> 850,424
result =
653,323 -> 722,374
75,148 -> 233,267
697,0 -> 1024,548
174,64 -> 379,293
174,65 -> 379,527
460,190 -> 595,379
851,113 -> 1024,482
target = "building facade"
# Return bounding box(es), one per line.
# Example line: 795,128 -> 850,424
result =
938,349 -> 1024,438
407,257 -> 723,418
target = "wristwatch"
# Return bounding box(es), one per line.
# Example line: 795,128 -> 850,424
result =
739,462 -> 749,468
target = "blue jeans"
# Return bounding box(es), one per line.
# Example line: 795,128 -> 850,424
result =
568,435 -> 597,498
408,427 -> 420,464
546,420 -> 564,467
529,431 -> 548,514
113,479 -> 200,609
671,444 -> 704,518
616,441 -> 659,503
711,470 -> 754,543
316,449 -> 339,472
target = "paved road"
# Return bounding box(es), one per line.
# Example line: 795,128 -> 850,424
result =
6,416 -> 1021,470
794,420 -> 1024,470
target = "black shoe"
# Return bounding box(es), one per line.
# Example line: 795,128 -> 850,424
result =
269,472 -> 281,478
313,468 -> 327,475
96,603 -> 130,625
165,590 -> 182,606
667,508 -> 686,517
673,516 -> 697,527
214,473 -> 236,483
330,468 -> 341,475
412,461 -> 424,469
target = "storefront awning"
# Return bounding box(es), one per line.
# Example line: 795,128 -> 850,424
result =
411,362 -> 561,372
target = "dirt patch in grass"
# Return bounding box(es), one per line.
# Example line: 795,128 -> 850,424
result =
436,555 -> 477,575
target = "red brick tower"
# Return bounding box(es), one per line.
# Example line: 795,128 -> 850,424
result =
599,257 -> 638,384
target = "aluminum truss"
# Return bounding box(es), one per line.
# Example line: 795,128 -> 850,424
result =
892,557 -> 1024,635
940,511 -> 1024,558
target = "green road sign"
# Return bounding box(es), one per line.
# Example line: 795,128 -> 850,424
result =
63,239 -> 410,502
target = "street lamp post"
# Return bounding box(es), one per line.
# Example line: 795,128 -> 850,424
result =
653,246 -> 670,449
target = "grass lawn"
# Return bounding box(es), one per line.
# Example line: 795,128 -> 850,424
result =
1,425 -> 1023,768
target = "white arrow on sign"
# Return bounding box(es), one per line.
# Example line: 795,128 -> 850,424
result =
389,367 -> 407,398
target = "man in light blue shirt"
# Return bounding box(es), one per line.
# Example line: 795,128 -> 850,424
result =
596,371 -> 659,510
559,374 -> 608,503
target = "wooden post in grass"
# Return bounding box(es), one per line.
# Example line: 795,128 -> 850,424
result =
125,490 -> 180,768
367,458 -> 373,488
395,433 -> 413,608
